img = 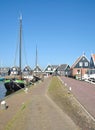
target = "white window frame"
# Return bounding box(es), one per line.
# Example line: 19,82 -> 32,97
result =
48,67 -> 51,71
85,62 -> 88,67
79,62 -> 83,67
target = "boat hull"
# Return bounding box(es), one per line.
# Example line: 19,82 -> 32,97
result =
4,80 -> 25,91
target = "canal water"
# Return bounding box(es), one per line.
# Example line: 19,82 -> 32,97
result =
0,81 -> 7,100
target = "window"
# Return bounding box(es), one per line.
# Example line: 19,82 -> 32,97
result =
77,70 -> 80,74
48,67 -> 51,71
85,62 -> 88,67
79,62 -> 83,67
53,68 -> 56,71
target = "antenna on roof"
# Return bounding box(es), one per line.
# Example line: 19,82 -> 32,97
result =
83,52 -> 85,56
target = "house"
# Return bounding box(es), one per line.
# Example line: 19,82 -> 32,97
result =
56,64 -> 70,76
70,54 -> 90,79
23,66 -> 32,75
10,66 -> 20,75
87,54 -> 95,75
90,54 -> 95,69
44,64 -> 58,75
0,67 -> 10,76
33,65 -> 42,73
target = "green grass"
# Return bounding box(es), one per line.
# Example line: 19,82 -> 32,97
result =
48,76 -> 95,130
48,77 -> 76,116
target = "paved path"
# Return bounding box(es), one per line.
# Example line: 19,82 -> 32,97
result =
10,77 -> 80,130
60,76 -> 95,118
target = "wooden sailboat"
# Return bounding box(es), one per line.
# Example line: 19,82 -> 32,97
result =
4,15 -> 25,91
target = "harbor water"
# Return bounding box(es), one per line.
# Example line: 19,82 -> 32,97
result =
0,81 -> 7,100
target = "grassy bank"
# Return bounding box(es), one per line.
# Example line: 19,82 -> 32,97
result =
48,76 -> 95,130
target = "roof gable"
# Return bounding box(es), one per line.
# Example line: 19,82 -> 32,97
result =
33,65 -> 42,72
71,54 -> 89,68
44,65 -> 58,72
23,66 -> 31,71
44,65 -> 53,72
57,64 -> 69,71
90,54 -> 95,68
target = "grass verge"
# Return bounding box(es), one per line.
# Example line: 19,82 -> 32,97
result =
48,76 -> 95,130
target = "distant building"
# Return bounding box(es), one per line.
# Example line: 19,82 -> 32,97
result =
44,64 -> 70,76
0,67 -> 10,76
44,64 -> 58,75
10,66 -> 20,75
56,64 -> 70,76
23,66 -> 31,75
33,65 -> 42,73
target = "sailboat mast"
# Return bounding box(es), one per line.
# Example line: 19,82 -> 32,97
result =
19,15 -> 22,73
35,45 -> 38,69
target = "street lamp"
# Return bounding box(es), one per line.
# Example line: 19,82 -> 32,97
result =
80,62 -> 83,80
81,66 -> 82,80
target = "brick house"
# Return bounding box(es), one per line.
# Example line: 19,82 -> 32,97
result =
70,54 -> 90,79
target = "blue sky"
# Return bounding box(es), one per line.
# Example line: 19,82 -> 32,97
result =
0,0 -> 95,69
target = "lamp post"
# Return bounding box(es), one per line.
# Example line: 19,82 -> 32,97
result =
77,70 -> 80,80
81,66 -> 82,80
80,62 -> 83,80
79,62 -> 83,80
